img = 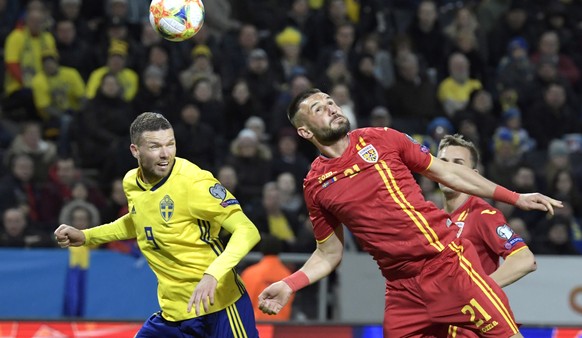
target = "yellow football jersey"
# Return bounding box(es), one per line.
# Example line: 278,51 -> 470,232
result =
83,158 -> 260,321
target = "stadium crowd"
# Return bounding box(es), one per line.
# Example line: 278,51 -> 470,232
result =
0,0 -> 581,260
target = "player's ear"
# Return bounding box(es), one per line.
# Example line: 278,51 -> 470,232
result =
297,126 -> 312,140
130,144 -> 139,159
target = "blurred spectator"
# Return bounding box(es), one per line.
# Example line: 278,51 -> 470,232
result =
329,83 -> 357,129
241,48 -> 280,127
387,52 -> 437,134
140,43 -> 180,95
496,37 -> 535,97
0,154 -> 44,226
53,19 -> 96,81
368,106 -> 392,128
286,0 -> 311,32
358,32 -> 395,90
488,1 -> 538,67
203,0 -> 241,39
531,215 -> 580,255
530,31 -> 580,86
510,164 -> 539,193
522,55 -> 579,111
30,48 -> 85,155
507,216 -> 532,245
216,164 -> 238,195
85,39 -> 139,102
406,0 -> 447,75
352,53 -> 386,119
524,82 -> 580,149
55,0 -> 94,43
179,44 -> 222,100
224,79 -> 262,142
133,65 -> 177,123
75,73 -> 133,170
447,28 -> 488,87
276,171 -> 305,215
225,129 -> 272,204
302,0 -> 351,63
271,127 -> 310,188
487,128 -> 523,188
443,6 -> 489,65
437,52 -> 483,117
316,22 -> 357,75
188,77 -> 226,137
4,121 -> 57,182
493,108 -> 536,156
0,207 -> 53,247
248,182 -> 300,252
240,235 -> 294,321
3,9 -> 56,121
221,24 -> 260,90
272,26 -> 313,85
173,103 -> 217,172
548,168 -> 582,217
271,73 -> 313,141
100,178 -> 127,223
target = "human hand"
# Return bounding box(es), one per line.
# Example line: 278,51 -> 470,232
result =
54,224 -> 86,247
187,274 -> 218,316
258,281 -> 293,315
515,193 -> 563,216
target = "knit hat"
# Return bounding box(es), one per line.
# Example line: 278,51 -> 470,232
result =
108,39 -> 128,56
275,27 -> 302,47
191,44 -> 212,58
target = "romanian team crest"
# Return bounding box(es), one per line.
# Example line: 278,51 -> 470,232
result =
358,144 -> 378,163
160,195 -> 174,222
209,183 -> 240,207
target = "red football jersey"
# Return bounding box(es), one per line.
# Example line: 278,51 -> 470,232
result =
303,128 -> 457,280
449,196 -> 527,275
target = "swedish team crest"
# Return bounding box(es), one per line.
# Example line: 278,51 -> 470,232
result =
358,144 -> 378,163
160,195 -> 174,222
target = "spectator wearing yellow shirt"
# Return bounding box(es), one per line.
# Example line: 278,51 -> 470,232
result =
85,40 -> 138,102
31,49 -> 85,155
437,52 -> 482,117
3,9 -> 56,121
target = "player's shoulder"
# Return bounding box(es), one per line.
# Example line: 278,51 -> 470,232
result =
122,168 -> 140,192
173,157 -> 214,182
470,197 -> 505,219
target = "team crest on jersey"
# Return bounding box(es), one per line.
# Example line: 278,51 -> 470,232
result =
496,224 -> 514,240
209,183 -> 240,207
159,195 -> 174,222
358,144 -> 378,163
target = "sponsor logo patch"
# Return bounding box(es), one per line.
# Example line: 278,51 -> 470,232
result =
209,183 -> 239,207
496,224 -> 514,240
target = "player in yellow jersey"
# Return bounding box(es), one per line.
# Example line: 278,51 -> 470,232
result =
55,112 -> 261,338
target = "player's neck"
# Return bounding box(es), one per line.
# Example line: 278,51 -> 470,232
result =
318,135 -> 350,158
443,193 -> 470,214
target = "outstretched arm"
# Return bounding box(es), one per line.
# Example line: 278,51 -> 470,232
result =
258,226 -> 344,315
490,247 -> 537,288
424,156 -> 562,214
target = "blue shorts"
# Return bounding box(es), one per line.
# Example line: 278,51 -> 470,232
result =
135,292 -> 258,338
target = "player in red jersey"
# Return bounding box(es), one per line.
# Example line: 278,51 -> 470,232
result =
257,89 -> 561,337
437,134 -> 537,338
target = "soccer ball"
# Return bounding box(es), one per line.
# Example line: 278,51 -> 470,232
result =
149,0 -> 205,42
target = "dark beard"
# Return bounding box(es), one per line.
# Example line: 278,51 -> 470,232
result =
312,119 -> 351,145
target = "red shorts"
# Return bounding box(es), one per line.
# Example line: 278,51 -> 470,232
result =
383,238 -> 519,338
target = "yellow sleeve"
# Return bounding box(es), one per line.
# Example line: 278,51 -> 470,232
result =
82,213 -> 136,246
4,30 -> 24,63
31,74 -> 51,110
204,211 -> 260,281
85,67 -> 106,99
68,67 -> 86,98
437,79 -> 449,102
